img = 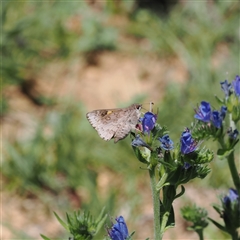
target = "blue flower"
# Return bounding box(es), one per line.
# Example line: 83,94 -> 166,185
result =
211,106 -> 227,128
220,106 -> 227,119
211,110 -> 223,128
108,216 -> 129,240
232,75 -> 240,97
183,162 -> 191,170
223,188 -> 239,205
221,79 -> 232,98
159,134 -> 174,150
180,128 -> 198,154
194,101 -> 211,122
132,134 -> 152,150
222,188 -> 240,234
227,128 -> 239,140
141,112 -> 157,134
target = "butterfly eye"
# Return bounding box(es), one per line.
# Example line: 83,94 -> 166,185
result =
136,105 -> 141,110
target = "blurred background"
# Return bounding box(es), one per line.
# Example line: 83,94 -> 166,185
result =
2,1 -> 239,239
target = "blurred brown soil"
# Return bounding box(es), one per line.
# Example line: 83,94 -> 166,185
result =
2,51 -> 222,239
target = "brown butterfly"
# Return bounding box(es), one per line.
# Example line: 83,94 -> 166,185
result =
86,103 -> 142,143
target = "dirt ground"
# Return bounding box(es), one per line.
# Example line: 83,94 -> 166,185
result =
2,51 -> 224,239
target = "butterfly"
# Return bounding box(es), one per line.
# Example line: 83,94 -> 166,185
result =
86,104 -> 142,143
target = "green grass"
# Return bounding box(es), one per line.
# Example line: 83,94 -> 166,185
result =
1,1 -> 118,110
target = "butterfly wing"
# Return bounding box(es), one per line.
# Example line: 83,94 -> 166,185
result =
86,104 -> 142,142
113,106 -> 141,142
86,109 -> 117,141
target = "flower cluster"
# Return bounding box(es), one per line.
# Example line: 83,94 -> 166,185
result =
221,75 -> 240,98
133,110 -> 175,154
132,107 -> 208,160
194,101 -> 227,128
131,105 -> 212,190
219,75 -> 240,124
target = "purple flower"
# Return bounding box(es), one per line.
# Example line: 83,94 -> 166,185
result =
227,128 -> 239,140
223,188 -> 239,205
142,112 -> 157,134
232,75 -> 240,97
180,128 -> 198,154
108,216 -> 129,240
221,80 -> 232,98
194,101 -> 211,122
159,134 -> 174,150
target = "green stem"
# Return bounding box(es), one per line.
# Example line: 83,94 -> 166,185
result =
227,151 -> 240,193
231,229 -> 239,240
196,230 -> 204,240
149,166 -> 162,240
227,113 -> 240,192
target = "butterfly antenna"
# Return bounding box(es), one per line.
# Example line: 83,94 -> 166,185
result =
149,102 -> 154,112
142,102 -> 155,112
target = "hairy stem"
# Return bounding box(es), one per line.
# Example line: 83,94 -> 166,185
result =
149,166 -> 162,240
227,151 -> 240,193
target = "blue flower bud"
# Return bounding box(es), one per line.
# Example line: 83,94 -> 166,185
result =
158,134 -> 174,150
232,75 -> 240,97
222,188 -> 240,234
211,106 -> 227,128
132,134 -> 152,150
211,110 -> 223,128
220,106 -> 227,119
223,188 -> 238,205
227,128 -> 239,140
194,101 -> 211,122
141,112 -> 157,134
180,128 -> 198,154
183,162 -> 191,170
221,79 -> 232,98
108,216 -> 129,240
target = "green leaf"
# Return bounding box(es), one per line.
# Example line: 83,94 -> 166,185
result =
165,205 -> 175,229
212,203 -> 222,215
174,185 -> 185,200
128,231 -> 135,239
156,173 -> 169,190
95,206 -> 106,224
229,138 -> 239,149
157,159 -> 175,170
151,123 -> 166,139
132,146 -> 148,164
40,234 -> 51,240
95,214 -> 107,234
217,148 -> 234,159
215,95 -> 224,104
54,212 -> 69,231
208,217 -> 227,232
232,102 -> 240,123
